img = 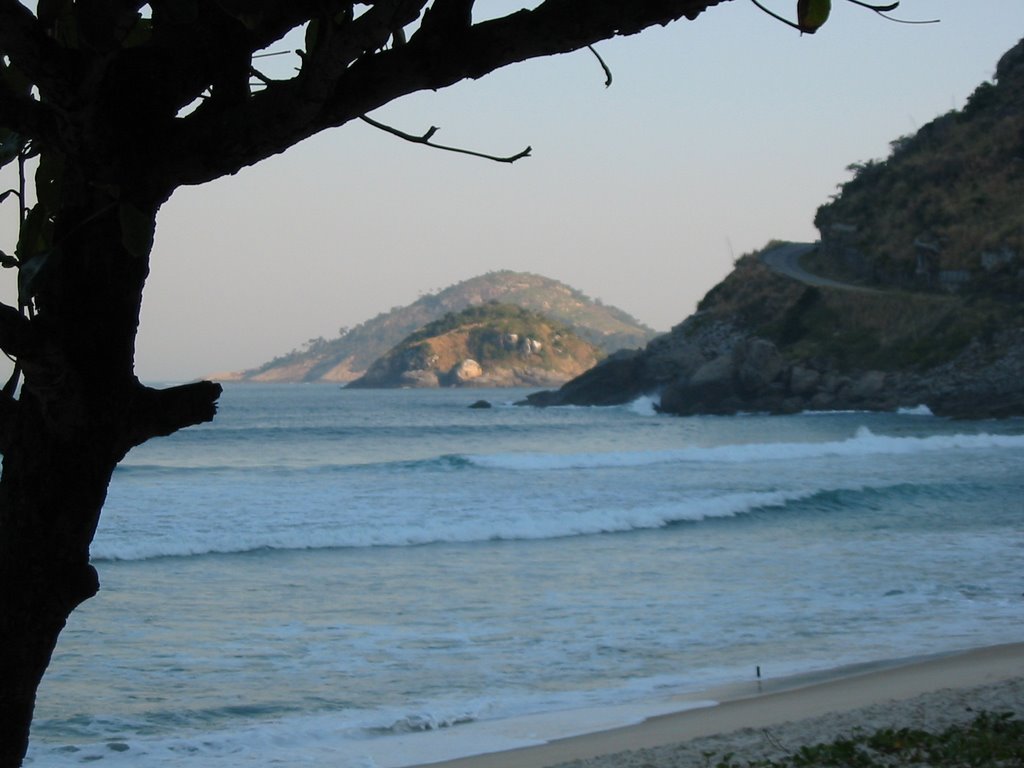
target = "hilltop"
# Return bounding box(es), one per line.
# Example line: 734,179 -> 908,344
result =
525,38 -> 1024,418
218,271 -> 655,383
813,37 -> 1024,292
347,303 -> 601,388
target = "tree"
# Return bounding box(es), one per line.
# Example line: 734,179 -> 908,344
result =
0,0 -> 902,764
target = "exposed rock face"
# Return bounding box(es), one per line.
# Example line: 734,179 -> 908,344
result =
736,339 -> 784,393
449,359 -> 484,384
524,313 -> 1024,418
394,370 -> 435,387
348,303 -> 602,389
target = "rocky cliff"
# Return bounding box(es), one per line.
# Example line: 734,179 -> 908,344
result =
522,37 -> 1024,419
218,271 -> 655,383
524,244 -> 1024,417
347,303 -> 602,388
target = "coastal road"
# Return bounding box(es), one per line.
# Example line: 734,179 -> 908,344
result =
760,242 -> 880,293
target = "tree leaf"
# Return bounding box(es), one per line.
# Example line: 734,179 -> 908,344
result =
17,249 -> 51,304
34,151 -> 65,213
0,129 -> 26,171
0,56 -> 34,97
120,17 -> 153,48
17,205 -> 55,264
797,0 -> 831,32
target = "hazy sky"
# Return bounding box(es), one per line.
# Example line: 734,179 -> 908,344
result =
2,2 -> 1023,382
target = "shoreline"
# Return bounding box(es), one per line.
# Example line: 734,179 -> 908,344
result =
413,642 -> 1024,768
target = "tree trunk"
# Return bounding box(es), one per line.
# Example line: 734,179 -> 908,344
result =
0,421 -> 113,766
0,170 -> 219,766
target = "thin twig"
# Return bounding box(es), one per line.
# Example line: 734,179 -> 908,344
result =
873,11 -> 940,24
847,0 -> 939,23
587,45 -> 613,88
249,67 -> 274,86
252,49 -> 292,59
359,115 -> 531,164
748,0 -> 803,31
846,0 -> 899,10
749,0 -> 938,31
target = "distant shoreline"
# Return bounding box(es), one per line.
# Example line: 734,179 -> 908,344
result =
413,642 -> 1024,768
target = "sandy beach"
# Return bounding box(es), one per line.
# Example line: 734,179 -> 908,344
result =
418,642 -> 1024,768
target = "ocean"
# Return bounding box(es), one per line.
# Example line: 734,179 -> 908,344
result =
25,384 -> 1024,766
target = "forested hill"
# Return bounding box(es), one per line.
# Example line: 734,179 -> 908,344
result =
219,271 -> 657,383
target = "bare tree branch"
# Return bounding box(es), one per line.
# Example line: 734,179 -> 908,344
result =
359,113 -> 531,163
209,2 -> 363,54
412,0 -> 473,41
588,45 -> 613,88
163,0 -> 728,187
120,381 -> 223,451
166,0 -> 427,179
292,0 -> 427,106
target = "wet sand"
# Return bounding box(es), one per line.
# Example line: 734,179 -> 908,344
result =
417,642 -> 1024,768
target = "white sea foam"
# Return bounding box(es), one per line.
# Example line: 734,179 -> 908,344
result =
91,424 -> 1024,562
27,684 -> 715,768
627,395 -> 660,416
91,487 -> 829,561
464,428 -> 1024,471
897,404 -> 935,416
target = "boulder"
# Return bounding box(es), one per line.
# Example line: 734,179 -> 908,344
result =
449,358 -> 483,384
735,338 -> 783,394
522,337 -> 543,355
659,353 -> 740,415
788,365 -> 821,396
848,370 -> 887,401
641,338 -> 706,384
689,353 -> 735,388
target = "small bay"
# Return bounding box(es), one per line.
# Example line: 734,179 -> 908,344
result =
27,384 -> 1024,766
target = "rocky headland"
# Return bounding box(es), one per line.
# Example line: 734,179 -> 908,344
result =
525,37 -> 1024,419
525,245 -> 1024,417
347,303 -> 602,389
217,271 -> 654,384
